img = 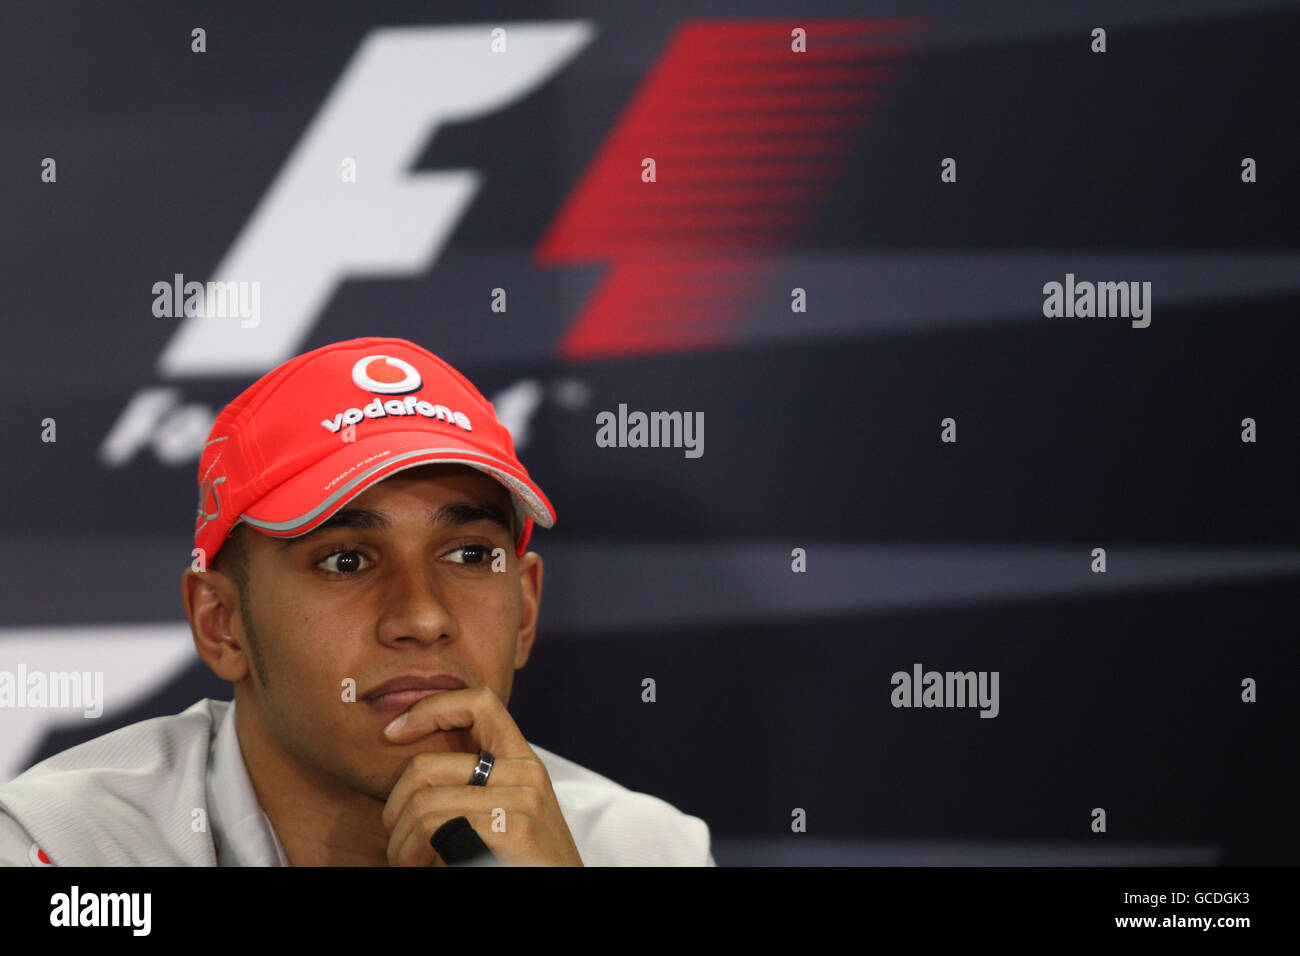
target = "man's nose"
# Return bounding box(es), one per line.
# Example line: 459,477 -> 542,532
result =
375,555 -> 457,645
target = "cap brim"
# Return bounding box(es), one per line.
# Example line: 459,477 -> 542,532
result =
239,431 -> 555,543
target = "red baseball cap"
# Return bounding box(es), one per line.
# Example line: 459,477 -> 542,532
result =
194,337 -> 555,562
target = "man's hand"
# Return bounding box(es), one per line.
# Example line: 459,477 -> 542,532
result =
380,685 -> 584,867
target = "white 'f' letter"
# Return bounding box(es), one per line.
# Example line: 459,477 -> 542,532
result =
158,22 -> 595,376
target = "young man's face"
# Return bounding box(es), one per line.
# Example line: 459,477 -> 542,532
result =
213,463 -> 542,801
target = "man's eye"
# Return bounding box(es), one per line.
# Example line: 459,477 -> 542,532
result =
317,550 -> 369,574
443,545 -> 491,566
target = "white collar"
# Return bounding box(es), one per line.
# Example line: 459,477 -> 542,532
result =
206,699 -> 290,867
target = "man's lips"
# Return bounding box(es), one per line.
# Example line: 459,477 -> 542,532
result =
366,688 -> 451,714
363,674 -> 466,715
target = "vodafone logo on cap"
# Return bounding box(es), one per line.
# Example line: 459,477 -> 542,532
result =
322,354 -> 472,436
352,355 -> 422,395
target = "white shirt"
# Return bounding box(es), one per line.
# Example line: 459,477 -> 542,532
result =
0,698 -> 714,867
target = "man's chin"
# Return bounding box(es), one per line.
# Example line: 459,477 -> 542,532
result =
362,729 -> 479,795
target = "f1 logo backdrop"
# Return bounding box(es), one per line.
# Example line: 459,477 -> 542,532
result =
2,2 -> 1298,866
157,22 -> 596,376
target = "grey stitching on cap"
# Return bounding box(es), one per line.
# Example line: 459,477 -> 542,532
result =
240,447 -> 553,535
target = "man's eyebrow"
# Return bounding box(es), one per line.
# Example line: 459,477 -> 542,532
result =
280,500 -> 513,549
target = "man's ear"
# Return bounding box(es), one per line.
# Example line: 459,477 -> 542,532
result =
182,567 -> 250,682
513,551 -> 544,669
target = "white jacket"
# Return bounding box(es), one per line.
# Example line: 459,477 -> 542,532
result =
0,698 -> 714,867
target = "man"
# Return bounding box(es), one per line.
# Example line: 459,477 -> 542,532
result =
0,337 -> 714,866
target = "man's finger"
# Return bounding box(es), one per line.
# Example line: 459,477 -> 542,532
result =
387,785 -> 532,860
382,685 -> 533,760
392,810 -> 500,867
388,794 -> 540,866
381,753 -> 545,832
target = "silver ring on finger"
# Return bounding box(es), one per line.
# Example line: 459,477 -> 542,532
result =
469,751 -> 494,786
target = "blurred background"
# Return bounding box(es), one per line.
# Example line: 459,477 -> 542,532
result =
1,0 -> 1297,864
